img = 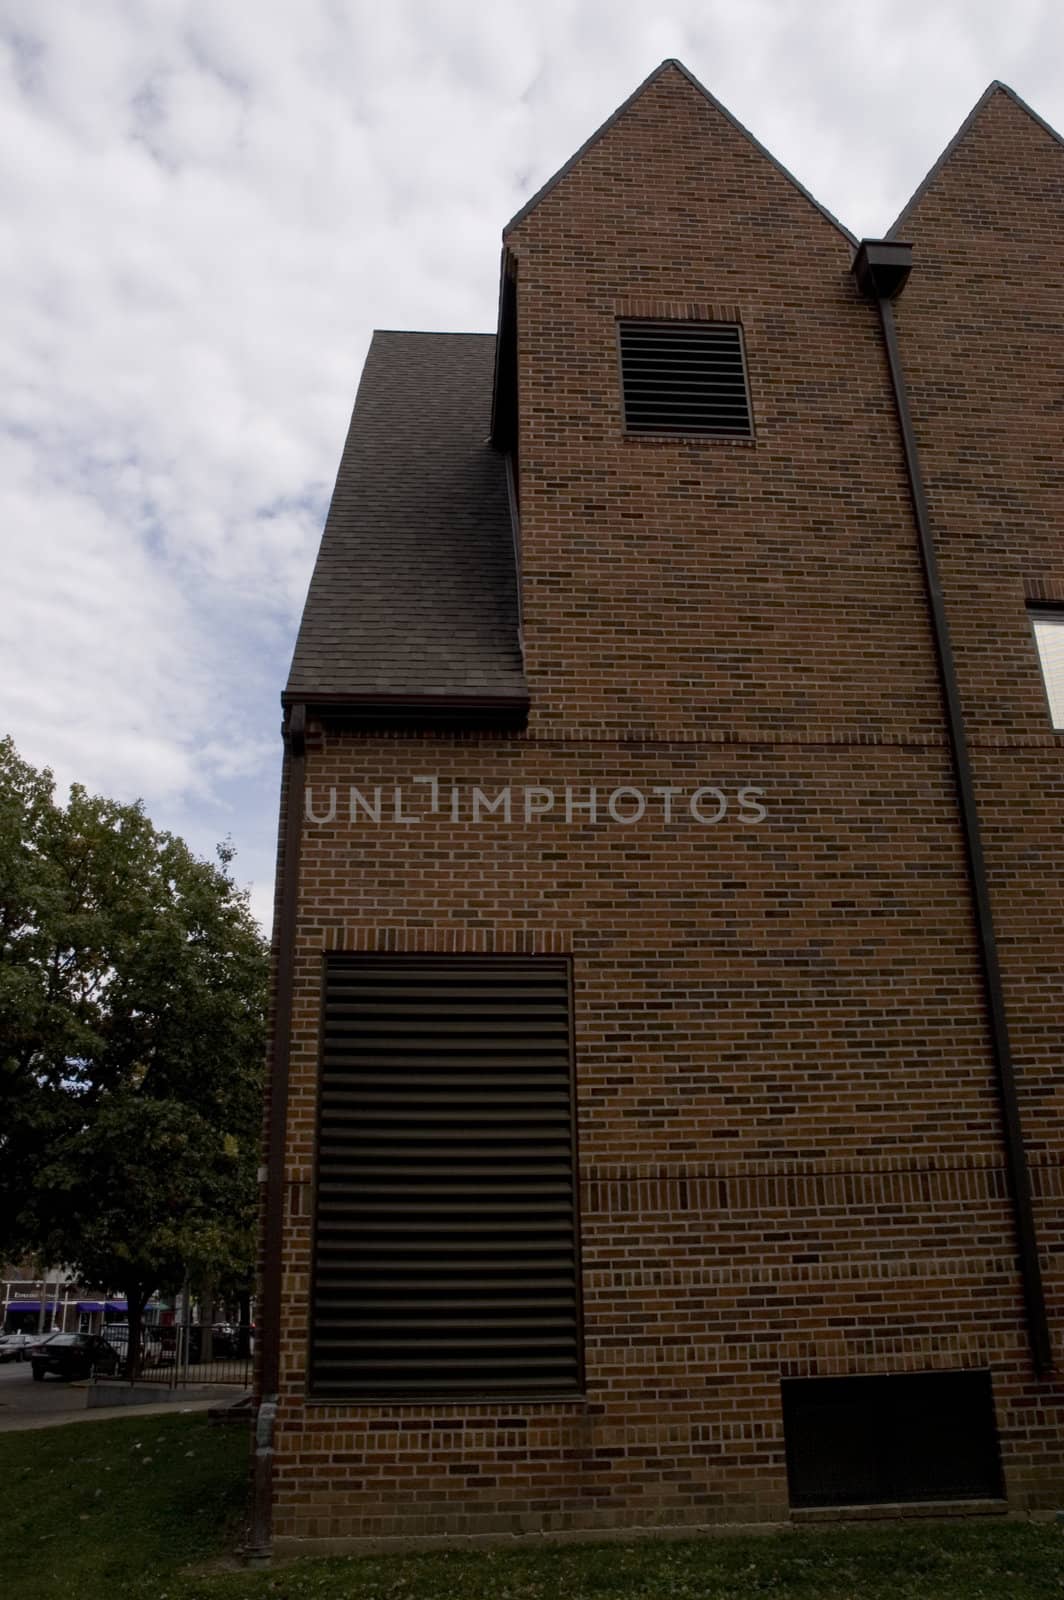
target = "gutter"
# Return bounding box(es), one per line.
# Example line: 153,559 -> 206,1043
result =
853,240 -> 1052,1376
278,691 -> 529,731
248,701 -> 307,1563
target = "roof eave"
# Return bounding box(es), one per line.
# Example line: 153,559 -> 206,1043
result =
489,248 -> 518,451
280,689 -> 530,730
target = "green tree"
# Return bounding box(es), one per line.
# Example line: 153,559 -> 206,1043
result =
0,737 -> 267,1375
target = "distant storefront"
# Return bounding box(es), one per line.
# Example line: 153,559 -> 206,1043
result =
2,1278 -> 162,1334
3,1299 -> 62,1333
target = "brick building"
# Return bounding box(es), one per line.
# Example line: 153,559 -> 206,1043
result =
254,62 -> 1064,1554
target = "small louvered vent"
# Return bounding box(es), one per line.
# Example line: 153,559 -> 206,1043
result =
619,319 -> 752,437
311,956 -> 581,1398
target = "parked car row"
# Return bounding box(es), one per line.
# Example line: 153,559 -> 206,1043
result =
2,1327 -> 136,1379
1,1330 -> 124,1380
2,1322 -> 255,1379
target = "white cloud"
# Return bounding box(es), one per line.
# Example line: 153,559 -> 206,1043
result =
1,0 -> 1062,928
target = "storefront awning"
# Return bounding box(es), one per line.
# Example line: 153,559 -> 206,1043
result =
76,1301 -> 105,1312
4,1301 -> 58,1313
104,1300 -> 128,1312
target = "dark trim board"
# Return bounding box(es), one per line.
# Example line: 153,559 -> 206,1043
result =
282,692 -> 530,731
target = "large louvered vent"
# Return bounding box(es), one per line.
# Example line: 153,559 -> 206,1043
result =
311,956 -> 581,1398
619,319 -> 752,437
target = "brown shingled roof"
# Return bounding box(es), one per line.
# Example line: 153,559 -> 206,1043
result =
284,330 -> 526,712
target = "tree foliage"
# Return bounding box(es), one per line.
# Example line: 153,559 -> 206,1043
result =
0,737 -> 267,1369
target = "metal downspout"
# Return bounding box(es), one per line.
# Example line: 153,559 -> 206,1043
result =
855,242 -> 1051,1375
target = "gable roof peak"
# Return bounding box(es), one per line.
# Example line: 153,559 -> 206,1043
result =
888,80 -> 1064,237
503,57 -> 856,245
990,79 -> 1064,152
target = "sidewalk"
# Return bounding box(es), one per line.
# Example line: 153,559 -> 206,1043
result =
0,1361 -> 249,1432
0,1395 -> 220,1432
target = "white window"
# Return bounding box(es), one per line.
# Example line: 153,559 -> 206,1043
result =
1029,608 -> 1064,729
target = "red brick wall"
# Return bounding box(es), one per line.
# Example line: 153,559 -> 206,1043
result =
509,69 -> 936,740
894,86 -> 1064,1158
267,68 -> 1064,1547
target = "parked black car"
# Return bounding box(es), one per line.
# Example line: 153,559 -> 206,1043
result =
30,1333 -> 120,1381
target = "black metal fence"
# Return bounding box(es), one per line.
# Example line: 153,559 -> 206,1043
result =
110,1322 -> 252,1388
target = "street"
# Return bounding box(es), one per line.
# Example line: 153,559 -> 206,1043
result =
0,1355 -> 94,1427
0,1357 -> 230,1432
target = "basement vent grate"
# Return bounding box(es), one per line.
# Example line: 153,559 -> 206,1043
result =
782,1371 -> 1005,1508
618,319 -> 753,437
310,955 -> 581,1399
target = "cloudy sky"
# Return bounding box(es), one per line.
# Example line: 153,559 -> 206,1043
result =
2,0 -> 1061,929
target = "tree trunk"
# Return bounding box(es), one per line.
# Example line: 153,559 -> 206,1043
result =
124,1288 -> 148,1382
200,1285 -> 215,1365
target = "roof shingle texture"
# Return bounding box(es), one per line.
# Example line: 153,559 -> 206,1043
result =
285,331 -> 525,702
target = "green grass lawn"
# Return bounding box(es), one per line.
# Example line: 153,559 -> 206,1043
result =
1,1413 -> 1061,1600
0,1411 -> 248,1600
